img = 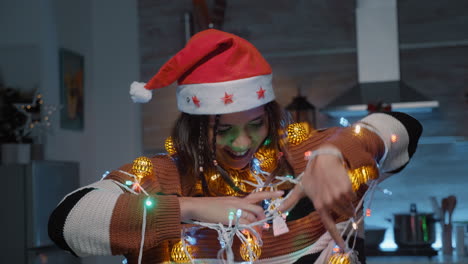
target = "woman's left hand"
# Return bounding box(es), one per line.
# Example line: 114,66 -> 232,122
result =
278,145 -> 356,250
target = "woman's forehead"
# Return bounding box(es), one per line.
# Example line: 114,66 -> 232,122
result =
211,106 -> 266,124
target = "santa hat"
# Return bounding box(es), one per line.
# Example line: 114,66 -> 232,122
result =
130,29 -> 275,115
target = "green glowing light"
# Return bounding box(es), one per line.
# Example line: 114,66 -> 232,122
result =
145,197 -> 154,207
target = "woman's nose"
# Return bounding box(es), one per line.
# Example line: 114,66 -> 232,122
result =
231,131 -> 251,149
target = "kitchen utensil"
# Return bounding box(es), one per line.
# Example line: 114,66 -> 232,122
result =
442,197 -> 448,224
442,195 -> 457,255
393,203 -> 436,247
429,196 -> 442,220
447,195 -> 457,224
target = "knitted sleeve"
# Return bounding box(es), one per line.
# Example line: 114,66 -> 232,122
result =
287,111 -> 422,180
48,155 -> 182,257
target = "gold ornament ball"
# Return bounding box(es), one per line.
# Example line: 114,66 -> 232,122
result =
287,123 -> 308,145
348,165 -> 379,191
240,238 -> 262,262
131,156 -> 154,180
165,136 -> 177,155
328,253 -> 351,264
171,240 -> 193,263
254,146 -> 277,172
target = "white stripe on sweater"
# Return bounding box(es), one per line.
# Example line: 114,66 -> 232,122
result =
360,113 -> 410,180
63,180 -> 124,256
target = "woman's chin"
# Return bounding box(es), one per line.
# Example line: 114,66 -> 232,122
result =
221,150 -> 253,170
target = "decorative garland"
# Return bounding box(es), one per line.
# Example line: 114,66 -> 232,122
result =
110,122 -> 400,264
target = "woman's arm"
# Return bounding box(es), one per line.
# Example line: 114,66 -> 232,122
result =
48,177 -> 181,257
280,111 -> 422,249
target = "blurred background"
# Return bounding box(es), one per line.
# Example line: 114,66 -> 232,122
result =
1,0 -> 467,263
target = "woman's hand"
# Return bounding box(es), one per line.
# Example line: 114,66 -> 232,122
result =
179,191 -> 284,225
278,146 -> 356,250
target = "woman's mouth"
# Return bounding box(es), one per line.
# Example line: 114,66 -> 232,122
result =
225,149 -> 250,160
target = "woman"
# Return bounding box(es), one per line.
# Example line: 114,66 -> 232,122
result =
49,29 -> 422,264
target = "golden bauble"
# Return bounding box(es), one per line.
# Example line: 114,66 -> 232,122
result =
254,146 -> 277,172
131,156 -> 153,180
240,238 -> 262,262
328,253 -> 351,264
170,240 -> 193,263
348,165 -> 379,191
287,123 -> 309,145
165,136 -> 177,155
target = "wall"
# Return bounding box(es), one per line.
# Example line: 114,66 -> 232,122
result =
1,0 -> 141,263
138,0 -> 468,251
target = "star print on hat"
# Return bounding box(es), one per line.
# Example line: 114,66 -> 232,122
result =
129,29 -> 275,115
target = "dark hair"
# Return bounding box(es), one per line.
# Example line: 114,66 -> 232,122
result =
171,101 -> 293,196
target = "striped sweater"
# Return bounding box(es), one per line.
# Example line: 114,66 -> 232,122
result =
48,112 -> 422,263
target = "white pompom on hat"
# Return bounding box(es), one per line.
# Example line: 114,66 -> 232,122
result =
129,29 -> 275,115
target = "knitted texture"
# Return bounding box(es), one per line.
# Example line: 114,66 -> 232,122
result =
48,112 -> 420,263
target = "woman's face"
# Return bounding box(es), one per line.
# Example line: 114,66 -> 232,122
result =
209,106 -> 269,170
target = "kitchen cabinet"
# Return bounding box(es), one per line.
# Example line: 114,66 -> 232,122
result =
0,160 -> 81,264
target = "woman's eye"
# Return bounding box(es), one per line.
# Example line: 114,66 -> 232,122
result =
250,119 -> 264,127
217,126 -> 231,134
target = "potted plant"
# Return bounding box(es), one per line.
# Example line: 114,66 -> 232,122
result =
0,84 -> 38,164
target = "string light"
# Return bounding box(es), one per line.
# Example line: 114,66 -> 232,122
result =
332,245 -> 341,253
107,126 -> 387,263
382,188 -> 392,195
101,171 -> 110,179
354,124 -> 361,135
13,91 -> 59,142
145,197 -> 154,208
340,117 -> 351,127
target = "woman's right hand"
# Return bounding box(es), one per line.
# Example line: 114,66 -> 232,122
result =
179,191 -> 284,225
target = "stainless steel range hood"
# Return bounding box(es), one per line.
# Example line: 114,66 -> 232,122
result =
322,0 -> 439,117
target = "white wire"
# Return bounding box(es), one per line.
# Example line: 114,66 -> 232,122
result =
138,205 -> 147,264
111,149 -> 381,263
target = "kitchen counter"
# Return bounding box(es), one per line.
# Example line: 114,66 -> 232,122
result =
367,254 -> 468,264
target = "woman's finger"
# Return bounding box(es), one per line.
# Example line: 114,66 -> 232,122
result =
239,210 -> 257,224
318,208 -> 346,251
240,203 -> 267,220
276,185 -> 303,213
244,191 -> 284,203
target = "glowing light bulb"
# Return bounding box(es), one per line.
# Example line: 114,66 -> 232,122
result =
354,124 -> 361,134
340,117 -> 350,127
145,197 -> 154,207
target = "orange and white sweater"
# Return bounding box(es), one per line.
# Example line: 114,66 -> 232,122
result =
48,112 -> 422,263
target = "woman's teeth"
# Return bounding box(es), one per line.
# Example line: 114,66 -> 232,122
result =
225,149 -> 249,159
232,150 -> 248,157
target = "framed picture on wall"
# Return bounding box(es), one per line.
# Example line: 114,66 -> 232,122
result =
59,48 -> 84,130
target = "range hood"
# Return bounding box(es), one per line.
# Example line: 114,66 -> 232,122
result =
322,0 -> 439,117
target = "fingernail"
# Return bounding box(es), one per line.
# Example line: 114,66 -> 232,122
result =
276,191 -> 284,195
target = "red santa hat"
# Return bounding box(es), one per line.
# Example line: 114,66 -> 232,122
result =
130,29 -> 275,115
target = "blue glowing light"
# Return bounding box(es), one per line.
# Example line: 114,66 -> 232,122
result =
339,117 -> 350,127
